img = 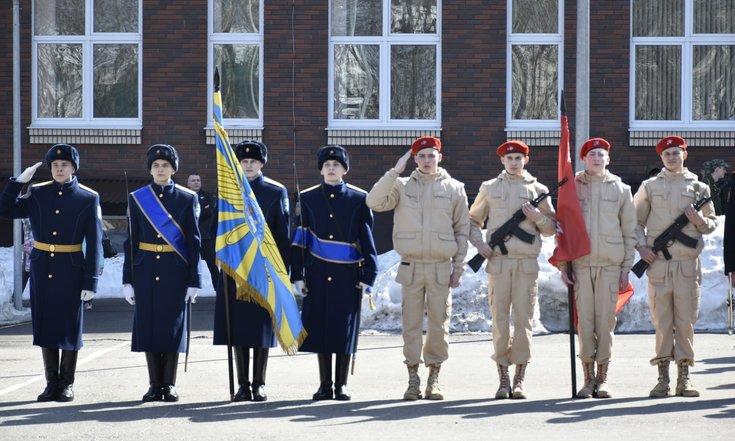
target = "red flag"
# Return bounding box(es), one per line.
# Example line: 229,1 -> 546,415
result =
615,282 -> 635,314
549,96 -> 590,268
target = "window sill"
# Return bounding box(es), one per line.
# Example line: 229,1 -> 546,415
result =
28,127 -> 142,145
505,129 -> 561,147
204,127 -> 263,145
325,129 -> 442,146
629,130 -> 735,147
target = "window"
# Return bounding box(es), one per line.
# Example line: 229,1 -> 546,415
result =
32,0 -> 142,128
631,0 -> 735,129
507,0 -> 563,130
208,0 -> 263,128
329,0 -> 441,129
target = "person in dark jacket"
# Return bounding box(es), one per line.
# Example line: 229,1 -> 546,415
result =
213,140 -> 290,402
187,173 -> 218,288
291,145 -> 378,401
0,144 -> 102,402
700,159 -> 729,216
122,144 -> 201,403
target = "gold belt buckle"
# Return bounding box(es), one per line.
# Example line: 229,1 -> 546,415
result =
49,244 -> 56,252
156,245 -> 163,252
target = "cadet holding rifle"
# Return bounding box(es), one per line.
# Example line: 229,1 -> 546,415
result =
633,136 -> 716,398
468,141 -> 556,400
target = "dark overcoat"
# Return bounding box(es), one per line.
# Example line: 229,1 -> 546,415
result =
123,182 -> 201,353
213,174 -> 290,348
0,177 -> 102,350
291,182 -> 378,354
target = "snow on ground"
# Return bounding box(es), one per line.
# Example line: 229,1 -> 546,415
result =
1,220 -> 732,333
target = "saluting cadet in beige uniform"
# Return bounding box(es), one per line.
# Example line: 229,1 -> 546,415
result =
559,138 -> 636,399
367,136 -> 470,401
634,136 -> 716,398
469,141 -> 556,400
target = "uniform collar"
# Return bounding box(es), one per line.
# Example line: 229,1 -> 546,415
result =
321,181 -> 346,196
52,176 -> 79,191
150,180 -> 176,194
249,173 -> 264,186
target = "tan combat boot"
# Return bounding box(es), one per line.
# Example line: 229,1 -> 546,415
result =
495,364 -> 511,399
403,364 -> 422,401
649,360 -> 671,397
577,362 -> 595,398
511,364 -> 527,399
595,362 -> 611,398
424,364 -> 443,400
675,360 -> 700,397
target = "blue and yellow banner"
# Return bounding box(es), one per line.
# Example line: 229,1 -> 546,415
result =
213,72 -> 305,353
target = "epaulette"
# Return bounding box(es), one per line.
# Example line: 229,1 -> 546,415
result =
346,183 -> 367,194
175,184 -> 198,195
78,183 -> 99,195
31,181 -> 53,188
263,176 -> 286,189
300,184 -> 320,194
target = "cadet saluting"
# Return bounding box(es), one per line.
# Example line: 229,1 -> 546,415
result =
292,145 -> 378,401
0,144 -> 102,402
122,144 -> 201,403
213,140 -> 290,402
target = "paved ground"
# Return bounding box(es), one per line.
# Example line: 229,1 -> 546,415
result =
0,298 -> 733,440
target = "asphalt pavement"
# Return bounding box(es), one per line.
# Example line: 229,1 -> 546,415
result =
0,298 -> 733,440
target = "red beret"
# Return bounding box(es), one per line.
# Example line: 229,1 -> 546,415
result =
656,136 -> 687,156
580,138 -> 611,159
411,136 -> 442,155
496,140 -> 529,157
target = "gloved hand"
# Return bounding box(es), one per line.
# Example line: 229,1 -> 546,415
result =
80,290 -> 95,301
123,284 -> 135,305
294,280 -> 307,296
185,287 -> 198,304
16,162 -> 43,184
359,282 -> 376,311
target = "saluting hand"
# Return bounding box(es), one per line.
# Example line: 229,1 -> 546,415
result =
16,162 -> 43,184
393,150 -> 412,174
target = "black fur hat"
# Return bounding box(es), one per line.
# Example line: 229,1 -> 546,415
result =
235,140 -> 268,164
317,145 -> 349,171
45,144 -> 80,171
146,144 -> 179,171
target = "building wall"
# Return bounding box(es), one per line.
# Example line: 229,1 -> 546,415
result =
1,1 -> 732,251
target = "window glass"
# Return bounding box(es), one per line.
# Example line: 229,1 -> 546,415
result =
37,43 -> 83,118
214,44 -> 260,119
512,0 -> 557,33
94,0 -> 139,33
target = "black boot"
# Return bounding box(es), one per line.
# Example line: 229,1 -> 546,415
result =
37,348 -> 60,402
57,350 -> 78,402
334,353 -> 352,401
252,348 -> 269,402
233,347 -> 251,402
312,353 -> 333,400
142,352 -> 164,402
161,352 -> 180,402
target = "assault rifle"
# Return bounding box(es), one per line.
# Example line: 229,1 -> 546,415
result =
631,195 -> 712,278
467,178 -> 567,273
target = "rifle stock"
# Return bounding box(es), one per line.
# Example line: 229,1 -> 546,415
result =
467,178 -> 567,273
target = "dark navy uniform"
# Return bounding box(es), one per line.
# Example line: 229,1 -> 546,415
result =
123,182 -> 202,353
214,173 -> 290,348
0,177 -> 102,349
292,182 -> 378,354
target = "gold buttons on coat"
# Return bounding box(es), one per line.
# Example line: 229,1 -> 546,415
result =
58,191 -> 63,196
156,255 -> 161,260
52,231 -> 57,236
157,234 -> 161,238
327,276 -> 332,281
155,276 -> 160,281
329,214 -> 334,218
159,194 -> 163,198
48,274 -> 53,279
328,235 -> 334,239
156,245 -> 163,252
330,194 -> 335,198
49,245 -> 56,252
55,210 -> 60,214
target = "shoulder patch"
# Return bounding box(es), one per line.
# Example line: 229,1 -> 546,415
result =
346,183 -> 367,194
301,184 -> 320,194
32,181 -> 53,188
78,183 -> 99,195
263,176 -> 286,189
175,184 -> 198,196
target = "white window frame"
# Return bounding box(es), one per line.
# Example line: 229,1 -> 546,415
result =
31,0 -> 143,129
327,1 -> 442,130
206,0 -> 264,130
505,0 -> 564,131
630,0 -> 735,130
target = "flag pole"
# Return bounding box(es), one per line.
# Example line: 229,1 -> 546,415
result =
566,263 -> 577,398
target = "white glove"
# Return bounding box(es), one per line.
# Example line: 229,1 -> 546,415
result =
80,290 -> 95,301
123,284 -> 135,305
294,280 -> 307,296
16,162 -> 43,184
185,287 -> 198,304
359,282 -> 373,296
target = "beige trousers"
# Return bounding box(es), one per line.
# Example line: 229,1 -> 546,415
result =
646,258 -> 701,366
397,261 -> 452,366
574,265 -> 619,364
487,257 -> 538,366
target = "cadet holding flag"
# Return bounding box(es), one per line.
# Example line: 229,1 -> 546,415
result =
468,141 -> 556,400
122,144 -> 201,403
0,144 -> 102,402
558,138 -> 637,399
292,145 -> 378,401
634,136 -> 716,398
213,140 -> 290,402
